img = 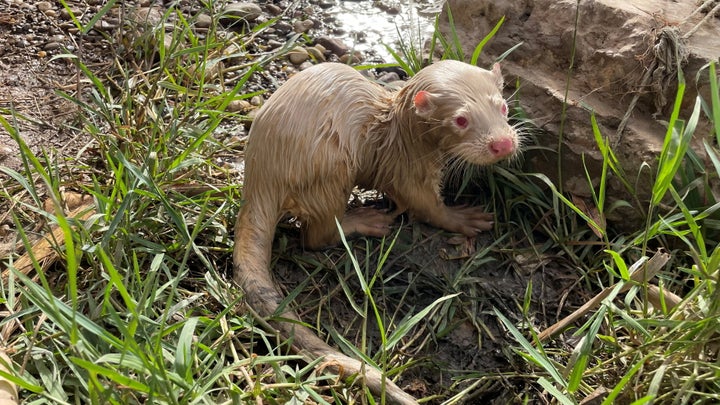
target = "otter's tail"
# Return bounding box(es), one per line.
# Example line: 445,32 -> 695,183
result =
232,205 -> 418,405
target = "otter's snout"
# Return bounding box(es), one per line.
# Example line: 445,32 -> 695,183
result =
489,136 -> 516,159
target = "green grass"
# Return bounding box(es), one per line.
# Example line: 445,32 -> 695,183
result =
1,2 -> 720,404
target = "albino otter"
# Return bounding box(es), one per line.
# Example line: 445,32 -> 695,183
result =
233,60 -> 518,404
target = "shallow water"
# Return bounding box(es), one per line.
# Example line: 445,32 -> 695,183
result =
328,0 -> 440,61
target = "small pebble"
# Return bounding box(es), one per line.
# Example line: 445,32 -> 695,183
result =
222,3 -> 263,22
36,1 -> 52,12
265,4 -> 282,15
315,36 -> 349,57
340,51 -> 364,64
298,61 -> 314,71
287,46 -> 309,65
292,19 -> 314,33
227,100 -> 252,113
306,46 -> 325,62
60,8 -> 81,20
196,13 -> 212,28
44,42 -> 62,51
274,22 -> 292,34
266,39 -> 283,49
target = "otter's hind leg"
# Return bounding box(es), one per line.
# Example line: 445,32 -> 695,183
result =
300,189 -> 396,249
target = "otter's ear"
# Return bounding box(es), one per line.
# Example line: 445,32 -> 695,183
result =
491,63 -> 504,89
413,90 -> 437,117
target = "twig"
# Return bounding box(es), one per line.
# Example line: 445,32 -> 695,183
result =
537,249 -> 671,342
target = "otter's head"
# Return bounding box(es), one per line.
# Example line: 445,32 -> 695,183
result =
409,60 -> 520,166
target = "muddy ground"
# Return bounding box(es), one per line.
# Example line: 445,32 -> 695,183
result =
0,0 -> 588,402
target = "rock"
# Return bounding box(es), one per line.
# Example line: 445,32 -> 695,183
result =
315,36 -> 349,57
227,99 -> 252,113
266,39 -> 283,49
195,13 -> 212,28
36,1 -> 52,12
377,71 -> 400,83
306,45 -> 326,62
130,6 -> 164,28
222,3 -> 263,22
339,50 -> 363,64
439,0 -> 720,222
287,46 -> 309,64
274,21 -> 292,34
318,0 -> 335,9
60,7 -> 81,20
265,4 -> 282,15
293,19 -> 314,33
298,61 -> 314,71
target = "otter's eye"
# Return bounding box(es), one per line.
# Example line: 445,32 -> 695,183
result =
501,102 -> 508,117
454,116 -> 468,129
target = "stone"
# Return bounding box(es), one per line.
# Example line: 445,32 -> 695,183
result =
227,99 -> 252,113
274,22 -> 292,34
315,36 -> 349,57
265,4 -> 282,15
222,3 -> 263,22
377,71 -> 400,83
306,45 -> 326,62
131,6 -> 164,28
292,19 -> 314,33
195,13 -> 212,28
60,7 -> 81,20
339,50 -> 363,64
287,46 -> 309,64
44,35 -> 65,50
36,1 -> 52,12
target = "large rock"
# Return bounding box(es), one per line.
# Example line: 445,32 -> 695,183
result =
439,0 -> 720,220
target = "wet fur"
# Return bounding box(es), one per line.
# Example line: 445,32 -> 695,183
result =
233,60 -> 518,404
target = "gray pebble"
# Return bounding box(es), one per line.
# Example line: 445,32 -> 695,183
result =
227,100 -> 252,113
315,36 -> 349,57
274,22 -> 292,34
292,19 -> 314,33
298,61 -> 314,71
377,71 -> 400,83
222,3 -> 263,22
306,46 -> 325,62
265,4 -> 282,15
60,8 -> 81,20
287,46 -> 309,65
266,39 -> 283,49
196,13 -> 212,28
44,41 -> 62,51
36,1 -> 52,12
339,51 -> 364,64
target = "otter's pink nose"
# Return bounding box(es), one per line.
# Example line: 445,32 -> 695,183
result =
490,138 -> 515,158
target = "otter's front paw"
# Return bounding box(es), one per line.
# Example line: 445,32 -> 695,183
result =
443,206 -> 494,236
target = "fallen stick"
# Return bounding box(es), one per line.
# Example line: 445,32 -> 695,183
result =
538,249 -> 672,342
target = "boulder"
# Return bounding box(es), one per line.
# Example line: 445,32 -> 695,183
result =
439,0 -> 720,221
